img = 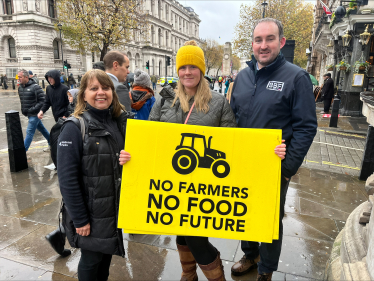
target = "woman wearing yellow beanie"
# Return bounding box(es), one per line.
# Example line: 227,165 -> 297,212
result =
149,40 -> 235,281
148,40 -> 286,281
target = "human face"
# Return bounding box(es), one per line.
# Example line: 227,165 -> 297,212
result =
18,72 -> 29,85
178,65 -> 201,93
84,78 -> 113,110
252,22 -> 286,69
48,77 -> 55,85
67,93 -> 73,103
115,56 -> 130,83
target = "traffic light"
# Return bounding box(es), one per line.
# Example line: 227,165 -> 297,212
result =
166,56 -> 171,66
63,60 -> 71,69
146,60 -> 149,69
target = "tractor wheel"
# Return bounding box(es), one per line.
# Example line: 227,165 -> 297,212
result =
172,150 -> 198,175
212,160 -> 230,178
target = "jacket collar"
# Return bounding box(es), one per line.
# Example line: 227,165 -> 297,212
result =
247,51 -> 286,75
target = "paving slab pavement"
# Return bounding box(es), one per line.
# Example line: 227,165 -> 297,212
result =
0,144 -> 368,280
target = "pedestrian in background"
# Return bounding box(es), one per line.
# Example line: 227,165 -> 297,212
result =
104,50 -> 132,111
38,70 -> 69,123
58,69 -> 132,281
3,74 -> 8,89
1,74 -> 3,88
29,70 -> 39,85
66,89 -> 78,116
17,69 -> 50,151
130,69 -> 155,120
320,73 -> 334,114
150,74 -> 157,91
68,73 -> 76,89
230,18 -> 317,280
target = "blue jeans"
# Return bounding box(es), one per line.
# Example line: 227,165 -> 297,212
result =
241,177 -> 290,274
152,82 -> 156,90
24,116 -> 50,151
70,85 -> 74,89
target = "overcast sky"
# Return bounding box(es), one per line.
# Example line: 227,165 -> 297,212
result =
183,0 -> 316,44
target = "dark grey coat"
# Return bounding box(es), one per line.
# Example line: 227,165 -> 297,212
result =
18,79 -> 45,117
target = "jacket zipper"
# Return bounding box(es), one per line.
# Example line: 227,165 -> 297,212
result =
91,119 -> 126,257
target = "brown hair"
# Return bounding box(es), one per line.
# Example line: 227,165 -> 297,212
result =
73,69 -> 125,118
103,50 -> 128,70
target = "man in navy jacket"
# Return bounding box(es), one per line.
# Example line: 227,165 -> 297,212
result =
230,18 -> 317,280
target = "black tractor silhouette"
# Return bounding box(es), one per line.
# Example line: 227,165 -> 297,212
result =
172,133 -> 230,178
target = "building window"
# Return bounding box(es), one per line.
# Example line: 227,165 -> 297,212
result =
8,37 -> 16,58
92,51 -> 95,62
6,68 -> 17,78
4,0 -> 12,14
48,0 -> 55,18
53,40 -> 59,59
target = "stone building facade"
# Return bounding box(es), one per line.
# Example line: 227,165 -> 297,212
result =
310,0 -> 374,116
0,0 -> 200,81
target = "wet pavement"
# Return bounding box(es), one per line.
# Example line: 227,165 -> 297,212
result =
0,90 -> 370,280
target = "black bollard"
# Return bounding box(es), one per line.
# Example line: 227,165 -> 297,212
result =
12,80 -> 15,90
5,110 -> 28,172
42,80 -> 45,89
359,125 -> 374,181
329,95 -> 340,128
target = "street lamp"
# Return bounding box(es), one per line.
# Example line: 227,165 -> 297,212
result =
57,23 -> 64,73
261,1 -> 268,18
360,24 -> 371,46
342,29 -> 352,47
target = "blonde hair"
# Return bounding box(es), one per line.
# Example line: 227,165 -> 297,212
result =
73,69 -> 125,118
184,40 -> 198,46
172,72 -> 212,113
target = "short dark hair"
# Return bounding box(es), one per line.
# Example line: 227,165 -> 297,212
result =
324,73 -> 331,78
252,18 -> 284,41
103,51 -> 128,70
93,61 -> 105,71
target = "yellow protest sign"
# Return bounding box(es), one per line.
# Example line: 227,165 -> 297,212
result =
118,120 -> 281,242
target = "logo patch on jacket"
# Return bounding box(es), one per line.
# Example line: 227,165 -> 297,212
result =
266,81 -> 284,92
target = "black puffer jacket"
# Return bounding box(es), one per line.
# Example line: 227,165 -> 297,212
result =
42,69 -> 69,121
58,106 -> 132,257
18,79 -> 45,117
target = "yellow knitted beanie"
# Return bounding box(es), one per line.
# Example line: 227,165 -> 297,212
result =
176,40 -> 206,75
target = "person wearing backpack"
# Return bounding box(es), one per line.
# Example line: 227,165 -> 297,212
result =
17,69 -> 50,151
58,69 -> 132,280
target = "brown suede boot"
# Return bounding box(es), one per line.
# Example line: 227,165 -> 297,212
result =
198,252 -> 226,281
256,272 -> 273,281
177,243 -> 198,281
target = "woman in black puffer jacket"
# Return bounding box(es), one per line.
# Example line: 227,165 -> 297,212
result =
57,69 -> 132,281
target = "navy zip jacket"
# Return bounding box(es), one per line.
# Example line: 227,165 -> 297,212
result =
230,52 -> 317,178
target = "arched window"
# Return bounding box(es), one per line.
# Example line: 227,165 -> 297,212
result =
158,28 -> 162,47
53,40 -> 59,59
8,37 -> 15,58
4,0 -> 12,14
48,0 -> 56,18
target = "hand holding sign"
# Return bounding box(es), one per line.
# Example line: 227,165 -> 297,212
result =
118,120 -> 282,242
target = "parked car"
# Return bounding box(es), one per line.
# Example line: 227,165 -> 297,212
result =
157,76 -> 179,85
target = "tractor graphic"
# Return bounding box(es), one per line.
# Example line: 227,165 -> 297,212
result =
172,133 -> 230,178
